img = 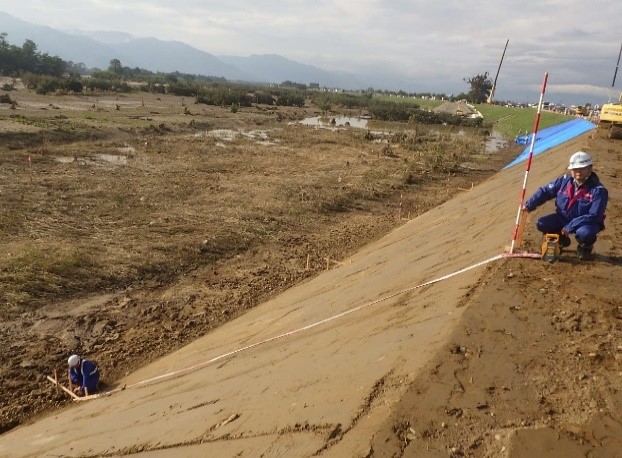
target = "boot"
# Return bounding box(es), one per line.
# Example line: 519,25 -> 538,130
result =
576,244 -> 593,261
559,234 -> 571,248
559,234 -> 571,253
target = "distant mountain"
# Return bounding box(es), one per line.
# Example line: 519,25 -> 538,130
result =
0,11 -> 114,68
219,53 -> 364,88
107,38 -> 248,79
0,12 -> 248,78
63,30 -> 135,45
0,11 -> 365,88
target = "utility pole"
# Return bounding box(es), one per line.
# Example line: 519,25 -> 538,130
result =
487,39 -> 509,104
612,42 -> 622,88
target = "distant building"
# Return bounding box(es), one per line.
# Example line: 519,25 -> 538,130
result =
309,83 -> 320,89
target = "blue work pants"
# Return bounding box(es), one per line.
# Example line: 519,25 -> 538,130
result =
536,213 -> 600,246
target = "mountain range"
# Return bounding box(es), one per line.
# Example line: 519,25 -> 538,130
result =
0,11 -> 368,90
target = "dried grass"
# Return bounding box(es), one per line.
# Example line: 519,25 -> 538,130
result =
0,93 -> 518,315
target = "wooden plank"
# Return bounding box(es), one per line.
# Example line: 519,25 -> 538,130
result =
46,375 -> 102,401
46,375 -> 80,400
53,369 -> 59,395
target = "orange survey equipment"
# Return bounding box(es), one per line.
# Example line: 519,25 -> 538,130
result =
541,233 -> 561,263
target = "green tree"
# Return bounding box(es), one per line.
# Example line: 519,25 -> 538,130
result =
66,61 -> 89,77
39,54 -> 66,77
65,79 -> 83,93
108,59 -> 123,75
0,34 -> 67,77
463,73 -> 492,104
0,33 -> 18,75
20,39 -> 38,72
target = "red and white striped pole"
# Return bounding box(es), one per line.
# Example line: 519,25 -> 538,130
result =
510,72 -> 548,253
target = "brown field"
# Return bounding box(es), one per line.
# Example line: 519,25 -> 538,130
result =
1,90 -> 620,457
0,91 -> 514,433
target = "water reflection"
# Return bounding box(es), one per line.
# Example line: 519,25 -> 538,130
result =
298,116 -> 369,129
53,154 -> 128,165
297,116 -> 508,154
485,131 -> 508,153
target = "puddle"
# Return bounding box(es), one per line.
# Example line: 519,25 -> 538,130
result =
297,116 -> 369,129
241,130 -> 268,140
203,129 -> 275,141
54,156 -> 75,163
207,129 -> 238,141
485,131 -> 508,153
201,128 -> 279,146
94,154 -> 127,165
53,154 -> 128,166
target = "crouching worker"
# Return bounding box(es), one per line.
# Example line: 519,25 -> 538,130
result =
68,354 -> 100,396
524,151 -> 608,260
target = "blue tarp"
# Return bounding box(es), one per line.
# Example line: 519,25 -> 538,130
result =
504,118 -> 596,169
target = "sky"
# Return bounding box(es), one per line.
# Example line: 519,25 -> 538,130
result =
0,0 -> 621,105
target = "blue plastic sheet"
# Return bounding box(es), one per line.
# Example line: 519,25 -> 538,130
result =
504,119 -> 596,169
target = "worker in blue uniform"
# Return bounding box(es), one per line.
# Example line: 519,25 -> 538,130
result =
68,354 -> 100,396
524,151 -> 608,260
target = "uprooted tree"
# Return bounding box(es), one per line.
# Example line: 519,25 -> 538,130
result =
463,72 -> 493,104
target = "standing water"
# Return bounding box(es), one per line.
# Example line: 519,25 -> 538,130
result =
485,131 -> 508,153
297,116 -> 369,129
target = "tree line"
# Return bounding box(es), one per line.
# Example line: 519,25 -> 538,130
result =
0,32 -> 490,121
0,33 -> 68,77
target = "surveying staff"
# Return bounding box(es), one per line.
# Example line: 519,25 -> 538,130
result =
68,354 -> 100,396
523,151 -> 608,260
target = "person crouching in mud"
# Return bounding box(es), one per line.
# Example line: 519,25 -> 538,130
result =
68,354 -> 100,396
523,151 -> 608,260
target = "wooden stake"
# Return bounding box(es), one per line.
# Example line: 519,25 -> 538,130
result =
47,375 -> 80,400
53,369 -> 59,395
514,208 -> 528,250
46,376 -> 99,402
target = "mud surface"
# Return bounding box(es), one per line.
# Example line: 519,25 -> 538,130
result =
0,91 -> 509,435
0,92 -> 620,457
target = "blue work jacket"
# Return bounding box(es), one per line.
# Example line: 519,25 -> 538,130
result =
69,358 -> 100,393
525,172 -> 607,233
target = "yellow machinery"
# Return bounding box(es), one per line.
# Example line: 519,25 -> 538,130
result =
600,93 -> 622,123
599,92 -> 622,139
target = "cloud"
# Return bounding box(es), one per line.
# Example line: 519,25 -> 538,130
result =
0,0 -> 619,104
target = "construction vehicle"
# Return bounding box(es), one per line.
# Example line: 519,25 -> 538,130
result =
598,92 -> 622,139
599,44 -> 622,139
571,104 -> 590,116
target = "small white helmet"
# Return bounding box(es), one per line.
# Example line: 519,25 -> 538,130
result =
68,354 -> 80,368
568,151 -> 593,170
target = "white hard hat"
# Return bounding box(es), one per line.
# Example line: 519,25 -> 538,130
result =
568,151 -> 593,169
68,354 -> 80,368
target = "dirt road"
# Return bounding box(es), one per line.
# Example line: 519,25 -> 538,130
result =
0,92 -> 620,457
